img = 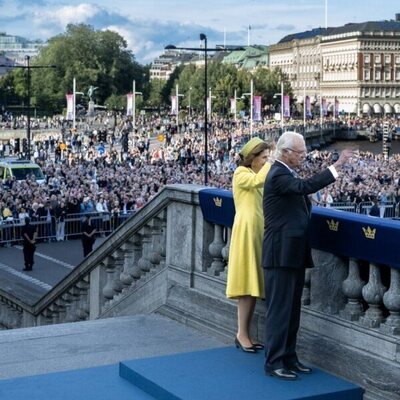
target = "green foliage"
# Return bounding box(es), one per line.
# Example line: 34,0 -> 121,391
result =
166,62 -> 292,115
24,23 -> 146,114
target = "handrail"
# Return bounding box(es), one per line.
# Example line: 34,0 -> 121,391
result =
18,184 -> 201,315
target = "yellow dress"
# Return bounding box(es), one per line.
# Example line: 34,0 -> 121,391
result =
226,162 -> 271,299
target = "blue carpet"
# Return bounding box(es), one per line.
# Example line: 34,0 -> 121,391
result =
0,364 -> 154,400
119,347 -> 363,400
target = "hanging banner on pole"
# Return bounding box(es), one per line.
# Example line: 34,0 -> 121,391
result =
230,98 -> 236,115
283,95 -> 290,118
322,98 -> 327,116
335,98 -> 339,117
305,96 -> 312,118
253,96 -> 262,121
66,94 -> 73,121
126,93 -> 133,116
170,96 -> 178,115
207,97 -> 212,115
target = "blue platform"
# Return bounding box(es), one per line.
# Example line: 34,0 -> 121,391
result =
0,346 -> 363,400
0,364 -> 153,400
119,347 -> 363,400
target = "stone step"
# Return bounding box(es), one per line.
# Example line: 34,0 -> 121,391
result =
0,314 -> 224,381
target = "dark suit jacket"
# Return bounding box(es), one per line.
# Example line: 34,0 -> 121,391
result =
262,160 -> 336,269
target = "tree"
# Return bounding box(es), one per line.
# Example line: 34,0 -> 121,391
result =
23,23 -> 146,114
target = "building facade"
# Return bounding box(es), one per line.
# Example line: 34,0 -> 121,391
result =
0,32 -> 43,66
150,50 -> 204,81
269,17 -> 400,115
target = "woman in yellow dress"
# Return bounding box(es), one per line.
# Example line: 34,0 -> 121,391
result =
226,137 -> 273,353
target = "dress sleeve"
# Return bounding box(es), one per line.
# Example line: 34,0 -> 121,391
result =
234,162 -> 271,189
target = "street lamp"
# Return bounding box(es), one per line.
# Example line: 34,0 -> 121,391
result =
273,81 -> 284,131
175,84 -> 184,133
188,86 -> 192,117
72,77 -> 84,130
132,79 -> 142,130
242,79 -> 254,135
0,56 -> 57,160
165,35 -> 243,186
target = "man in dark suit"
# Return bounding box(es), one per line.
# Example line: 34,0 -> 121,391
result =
21,217 -> 37,271
262,131 -> 353,380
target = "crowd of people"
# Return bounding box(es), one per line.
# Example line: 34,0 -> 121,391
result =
1,112 -> 400,237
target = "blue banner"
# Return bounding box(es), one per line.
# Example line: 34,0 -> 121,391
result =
199,188 -> 400,270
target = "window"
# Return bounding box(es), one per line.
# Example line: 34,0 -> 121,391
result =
375,54 -> 381,64
385,55 -> 391,64
396,55 -> 400,64
396,69 -> 400,81
375,70 -> 381,80
364,87 -> 370,98
364,70 -> 370,80
385,70 -> 391,81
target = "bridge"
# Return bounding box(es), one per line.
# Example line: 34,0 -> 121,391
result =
0,184 -> 398,399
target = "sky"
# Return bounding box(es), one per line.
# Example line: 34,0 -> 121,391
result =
0,0 -> 399,64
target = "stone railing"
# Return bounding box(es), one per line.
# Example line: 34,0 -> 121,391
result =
0,184 -> 399,399
0,185 -> 194,329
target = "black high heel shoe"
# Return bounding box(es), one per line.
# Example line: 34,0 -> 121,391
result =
252,342 -> 265,350
234,337 -> 257,353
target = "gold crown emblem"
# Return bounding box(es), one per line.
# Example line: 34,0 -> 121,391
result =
213,197 -> 222,207
326,219 -> 339,232
362,226 -> 376,240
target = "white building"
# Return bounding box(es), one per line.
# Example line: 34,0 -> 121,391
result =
269,15 -> 400,115
0,32 -> 43,66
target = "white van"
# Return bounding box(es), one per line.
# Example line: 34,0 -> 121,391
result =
0,159 -> 45,184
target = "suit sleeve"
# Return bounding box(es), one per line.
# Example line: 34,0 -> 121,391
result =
234,162 -> 271,189
273,168 -> 336,196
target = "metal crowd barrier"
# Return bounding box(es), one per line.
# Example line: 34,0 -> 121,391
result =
317,201 -> 398,218
0,210 -> 135,246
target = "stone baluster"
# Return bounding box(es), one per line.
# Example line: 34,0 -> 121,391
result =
302,268 -> 312,306
149,217 -> 163,269
220,227 -> 231,280
208,224 -> 226,276
65,287 -> 80,322
120,240 -> 135,289
57,294 -> 71,323
110,248 -> 125,295
381,267 -> 400,335
359,263 -> 387,328
39,308 -> 54,326
7,305 -> 21,329
129,233 -> 143,283
0,304 -> 5,328
137,224 -> 153,278
48,303 -> 60,324
102,258 -> 117,301
157,210 -> 167,269
340,258 -> 365,321
53,295 -> 66,324
76,278 -> 90,321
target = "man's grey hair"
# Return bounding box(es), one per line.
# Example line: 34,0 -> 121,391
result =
275,131 -> 304,158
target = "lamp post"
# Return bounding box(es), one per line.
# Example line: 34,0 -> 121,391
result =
188,86 -> 192,117
72,77 -> 84,130
233,89 -> 241,122
132,80 -> 143,130
1,57 -> 56,160
165,35 -> 243,186
242,79 -> 254,135
273,81 -> 284,132
175,84 -> 184,133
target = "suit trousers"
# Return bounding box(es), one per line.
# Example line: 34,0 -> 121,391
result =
264,267 -> 305,371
